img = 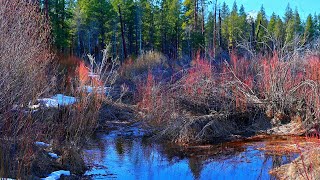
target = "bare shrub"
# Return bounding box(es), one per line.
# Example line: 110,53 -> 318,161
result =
61,46 -> 120,144
0,0 -> 52,123
137,49 -> 320,144
0,1 -> 54,177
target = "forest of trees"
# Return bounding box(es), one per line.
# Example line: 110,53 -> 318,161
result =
38,0 -> 320,60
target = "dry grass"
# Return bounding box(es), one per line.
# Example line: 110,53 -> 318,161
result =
270,147 -> 320,180
120,51 -> 168,79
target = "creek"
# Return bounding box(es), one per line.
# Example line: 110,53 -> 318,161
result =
83,122 -> 310,180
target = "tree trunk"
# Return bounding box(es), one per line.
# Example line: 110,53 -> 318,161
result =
219,9 -> 222,50
118,4 -> 127,60
201,0 -> 205,35
44,0 -> 49,20
213,0 -> 217,56
150,8 -> 154,51
194,0 -> 198,29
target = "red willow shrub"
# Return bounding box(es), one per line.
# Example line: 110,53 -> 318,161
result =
185,52 -> 212,95
229,51 -> 254,111
137,70 -> 156,112
137,49 -> 320,132
78,61 -> 90,86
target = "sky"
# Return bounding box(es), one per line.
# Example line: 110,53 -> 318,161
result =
219,0 -> 320,20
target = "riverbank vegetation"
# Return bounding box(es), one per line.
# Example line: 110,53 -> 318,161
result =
1,0 -> 320,179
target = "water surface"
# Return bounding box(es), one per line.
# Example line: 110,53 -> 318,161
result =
84,124 -> 307,180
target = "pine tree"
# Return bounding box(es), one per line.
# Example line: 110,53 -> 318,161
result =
313,13 -> 320,39
267,13 -> 277,50
220,2 -> 230,50
206,12 -> 214,49
77,0 -> 114,57
274,16 -> 285,45
158,0 -> 182,58
284,3 -> 293,25
48,0 -> 73,52
182,0 -> 204,57
255,5 -> 268,50
268,13 -> 277,36
293,8 -> 302,35
304,14 -> 315,43
285,19 -> 295,43
227,1 -> 238,49
140,0 -> 155,51
238,5 -> 249,42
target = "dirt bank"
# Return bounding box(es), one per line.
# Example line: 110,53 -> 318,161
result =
270,147 -> 320,180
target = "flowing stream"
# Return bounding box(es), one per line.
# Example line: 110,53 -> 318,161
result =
83,122 -> 309,180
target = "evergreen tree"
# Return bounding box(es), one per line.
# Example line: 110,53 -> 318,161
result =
77,0 -> 115,57
39,0 -> 320,58
227,1 -> 239,49
304,14 -> 315,43
220,2 -> 230,50
47,0 -> 73,52
274,16 -> 285,45
284,3 -> 293,25
255,5 -> 268,50
140,0 -> 155,51
313,13 -> 320,39
293,8 -> 302,35
182,0 -> 204,57
206,12 -> 214,49
285,19 -> 295,44
238,5 -> 249,42
267,13 -> 277,36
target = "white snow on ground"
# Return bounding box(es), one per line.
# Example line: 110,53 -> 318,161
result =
35,142 -> 50,148
38,98 -> 59,108
42,170 -> 70,180
28,103 -> 40,110
48,152 -> 59,159
38,94 -> 77,108
51,94 -> 77,106
83,86 -> 111,94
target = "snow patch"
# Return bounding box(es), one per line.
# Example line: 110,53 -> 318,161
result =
38,98 -> 59,108
38,94 -> 77,108
42,170 -> 70,180
28,103 -> 40,110
51,94 -> 77,106
83,86 -> 111,94
35,142 -> 50,148
48,152 -> 59,159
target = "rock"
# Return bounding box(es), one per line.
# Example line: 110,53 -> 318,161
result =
267,122 -> 305,136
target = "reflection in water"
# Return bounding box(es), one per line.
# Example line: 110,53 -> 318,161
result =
84,130 -> 305,180
188,157 -> 203,180
115,137 -> 125,156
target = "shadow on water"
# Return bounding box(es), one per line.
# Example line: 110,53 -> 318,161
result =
84,126 -> 307,180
